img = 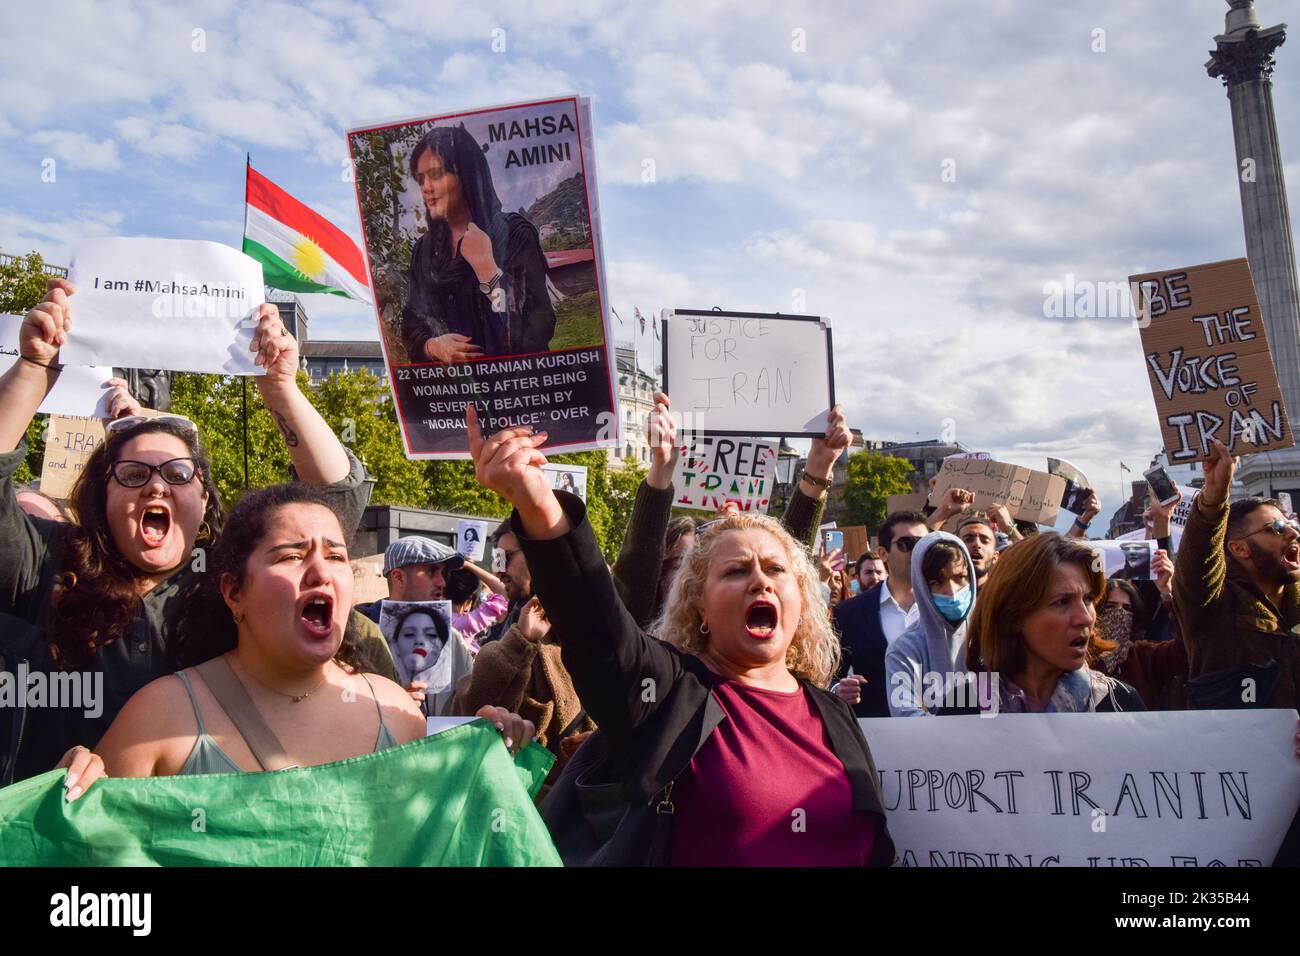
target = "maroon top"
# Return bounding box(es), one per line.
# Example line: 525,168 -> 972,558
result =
667,679 -> 879,866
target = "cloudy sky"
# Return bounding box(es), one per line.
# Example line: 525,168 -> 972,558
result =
2,0 -> 1297,510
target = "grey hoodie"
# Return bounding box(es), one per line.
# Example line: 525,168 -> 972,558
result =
885,531 -> 977,717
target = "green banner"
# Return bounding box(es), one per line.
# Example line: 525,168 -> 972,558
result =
0,720 -> 560,866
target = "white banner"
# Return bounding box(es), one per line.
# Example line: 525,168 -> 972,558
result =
859,710 -> 1300,867
64,237 -> 264,374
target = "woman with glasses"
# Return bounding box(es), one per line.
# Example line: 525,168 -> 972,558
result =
465,408 -> 896,865
0,278 -> 369,786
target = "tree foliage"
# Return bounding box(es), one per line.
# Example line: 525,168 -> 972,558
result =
2,251 -> 66,482
839,451 -> 917,531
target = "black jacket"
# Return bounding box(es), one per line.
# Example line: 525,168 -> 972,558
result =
518,492 -> 897,866
831,584 -> 891,718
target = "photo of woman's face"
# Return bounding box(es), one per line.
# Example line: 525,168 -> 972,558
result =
414,149 -> 463,223
396,611 -> 446,675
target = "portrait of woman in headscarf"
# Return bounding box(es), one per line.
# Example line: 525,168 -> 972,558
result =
400,123 -> 556,363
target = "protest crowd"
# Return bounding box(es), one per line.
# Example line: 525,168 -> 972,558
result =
0,271 -> 1297,868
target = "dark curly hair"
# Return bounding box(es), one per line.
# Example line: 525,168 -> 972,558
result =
51,419 -> 223,668
168,483 -> 371,672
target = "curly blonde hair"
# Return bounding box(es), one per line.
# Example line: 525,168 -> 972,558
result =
653,513 -> 841,687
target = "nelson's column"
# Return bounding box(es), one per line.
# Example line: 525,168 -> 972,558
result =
1207,0 -> 1300,500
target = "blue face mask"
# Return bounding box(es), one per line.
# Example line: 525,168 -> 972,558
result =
933,585 -> 972,623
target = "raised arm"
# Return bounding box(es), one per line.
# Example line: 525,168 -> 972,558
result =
467,405 -> 679,741
1173,439 -> 1233,619
0,279 -> 73,452
612,392 -> 676,625
783,405 -> 850,550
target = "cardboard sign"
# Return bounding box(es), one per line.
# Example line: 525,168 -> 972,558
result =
840,525 -> 870,562
672,435 -> 776,512
859,710 -> 1300,867
930,457 -> 1066,525
662,310 -> 834,437
348,96 -> 618,459
542,462 -> 587,502
0,315 -> 114,417
39,408 -> 164,500
1130,258 -> 1294,464
886,492 -> 928,516
456,519 -> 488,561
64,238 -> 264,374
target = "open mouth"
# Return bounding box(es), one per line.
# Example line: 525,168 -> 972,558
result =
1069,634 -> 1089,656
300,596 -> 333,637
140,506 -> 170,547
745,600 -> 778,639
1285,543 -> 1300,569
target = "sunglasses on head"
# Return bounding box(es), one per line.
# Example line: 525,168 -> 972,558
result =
107,458 -> 199,488
893,535 -> 922,553
105,414 -> 199,436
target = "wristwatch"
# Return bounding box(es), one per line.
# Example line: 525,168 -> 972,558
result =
479,270 -> 503,295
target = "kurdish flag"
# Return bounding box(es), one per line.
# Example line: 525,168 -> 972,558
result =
0,721 -> 559,866
243,161 -> 372,303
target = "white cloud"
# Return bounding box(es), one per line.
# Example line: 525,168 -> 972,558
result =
28,131 -> 121,172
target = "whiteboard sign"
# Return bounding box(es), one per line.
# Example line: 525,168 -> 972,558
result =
662,310 -> 834,437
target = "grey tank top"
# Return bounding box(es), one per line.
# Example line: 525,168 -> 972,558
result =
174,669 -> 399,775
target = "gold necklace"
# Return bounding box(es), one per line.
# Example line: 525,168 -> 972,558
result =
233,656 -> 332,703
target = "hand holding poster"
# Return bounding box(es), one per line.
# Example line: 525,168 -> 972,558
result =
663,310 -> 834,436
348,96 -> 618,458
859,710 -> 1300,867
1129,258 -> 1294,463
63,238 -> 265,374
671,435 -> 777,512
930,457 -> 1066,525
1,315 -> 113,417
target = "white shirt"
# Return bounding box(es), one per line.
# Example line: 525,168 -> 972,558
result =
879,579 -> 920,646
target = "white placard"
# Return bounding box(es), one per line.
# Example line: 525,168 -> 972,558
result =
542,462 -> 587,502
663,310 -> 834,436
671,434 -> 777,512
859,710 -> 1300,867
64,237 -> 265,374
456,519 -> 488,562
1,315 -> 113,417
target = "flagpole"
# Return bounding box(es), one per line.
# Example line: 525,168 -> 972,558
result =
242,154 -> 252,491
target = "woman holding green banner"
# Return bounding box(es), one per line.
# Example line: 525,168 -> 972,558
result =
0,279 -> 371,785
57,482 -> 534,796
466,406 -> 896,866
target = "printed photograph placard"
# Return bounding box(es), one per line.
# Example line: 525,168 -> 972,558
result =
348,96 -> 618,458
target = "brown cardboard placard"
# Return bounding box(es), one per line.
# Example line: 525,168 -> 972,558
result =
929,457 -> 1066,525
840,525 -> 870,562
1129,258 -> 1294,464
886,492 -> 928,515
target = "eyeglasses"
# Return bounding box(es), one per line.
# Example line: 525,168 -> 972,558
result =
105,414 -> 198,436
108,458 -> 199,488
893,535 -> 922,553
1239,518 -> 1300,540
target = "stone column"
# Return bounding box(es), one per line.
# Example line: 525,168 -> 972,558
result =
1207,2 -> 1300,498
